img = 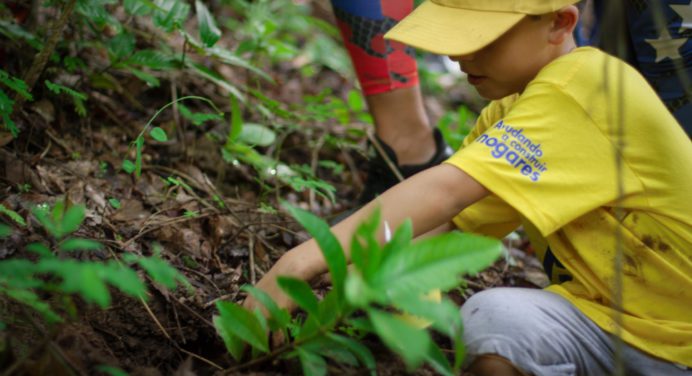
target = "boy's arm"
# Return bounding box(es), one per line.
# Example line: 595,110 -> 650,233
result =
246,163 -> 488,311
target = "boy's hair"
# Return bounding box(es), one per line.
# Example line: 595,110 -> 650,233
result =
384,0 -> 581,55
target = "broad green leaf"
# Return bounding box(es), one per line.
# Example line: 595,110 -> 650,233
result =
344,272 -> 383,308
59,238 -> 103,252
382,219 -> 412,257
95,365 -> 129,376
372,232 -> 502,300
300,337 -> 358,366
107,32 -> 135,61
215,301 -> 269,353
101,262 -> 146,299
0,224 -> 10,237
237,123 -> 276,147
38,260 -> 111,308
126,67 -> 160,87
137,255 -> 186,289
296,348 -> 327,376
317,290 -> 343,327
26,242 -> 52,258
153,0 -> 190,32
367,308 -> 431,369
4,287 -> 62,323
241,285 -> 290,331
124,0 -> 158,15
195,0 -> 221,47
391,295 -> 462,338
283,205 -> 347,299
0,204 -> 24,226
425,343 -> 454,376
347,90 -> 364,112
276,276 -> 319,317
326,333 -> 376,375
149,127 -> 168,142
213,314 -> 245,360
351,209 -> 384,279
187,61 -> 244,102
61,205 -> 86,237
207,47 -> 273,82
122,159 -> 136,174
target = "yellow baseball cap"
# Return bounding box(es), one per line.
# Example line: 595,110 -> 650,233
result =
384,0 -> 580,56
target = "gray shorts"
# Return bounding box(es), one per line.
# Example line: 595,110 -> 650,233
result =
461,288 -> 691,376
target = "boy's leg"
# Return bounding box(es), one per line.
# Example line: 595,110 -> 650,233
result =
461,288 -> 691,376
330,0 -> 451,202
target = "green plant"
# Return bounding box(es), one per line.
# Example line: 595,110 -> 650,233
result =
437,104 -> 477,151
0,199 -> 189,327
213,205 -> 503,375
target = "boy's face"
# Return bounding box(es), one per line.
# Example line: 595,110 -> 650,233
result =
449,14 -> 558,100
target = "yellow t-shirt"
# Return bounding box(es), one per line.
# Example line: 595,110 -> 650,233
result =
445,47 -> 692,366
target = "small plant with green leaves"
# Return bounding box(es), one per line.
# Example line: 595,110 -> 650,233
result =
0,199 -> 189,328
213,205 -> 503,375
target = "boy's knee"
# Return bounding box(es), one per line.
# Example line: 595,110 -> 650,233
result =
467,354 -> 531,376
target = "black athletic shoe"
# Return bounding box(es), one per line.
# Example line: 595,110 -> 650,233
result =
358,128 -> 454,205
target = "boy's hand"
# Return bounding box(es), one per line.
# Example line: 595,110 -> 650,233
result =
242,251 -> 305,314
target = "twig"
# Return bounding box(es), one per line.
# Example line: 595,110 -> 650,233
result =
309,134 -> 326,211
367,131 -> 404,183
16,0 -> 78,108
248,232 -> 256,285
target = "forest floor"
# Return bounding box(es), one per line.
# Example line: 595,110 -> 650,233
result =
0,1 -> 549,374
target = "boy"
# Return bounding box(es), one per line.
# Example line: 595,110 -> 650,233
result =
246,1 -> 692,374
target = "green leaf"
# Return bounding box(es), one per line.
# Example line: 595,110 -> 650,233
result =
3,287 -> 62,323
296,348 -> 327,376
0,69 -> 32,100
95,365 -> 129,376
178,103 -> 223,126
367,308 -> 431,369
326,334 -> 376,375
283,205 -> 347,300
107,32 -> 136,61
137,254 -> 186,290
126,67 -> 160,88
59,238 -> 103,252
124,0 -> 158,15
351,208 -> 384,279
187,61 -> 244,102
227,96 -> 242,144
206,47 -> 273,82
125,50 -> 178,70
276,276 -> 319,317
61,205 -> 86,237
215,301 -> 269,353
237,123 -> 276,147
373,232 -> 502,300
108,198 -> 121,209
122,159 -> 136,174
153,0 -> 190,32
347,90 -> 364,112
149,127 -> 168,142
425,343 -> 454,376
195,0 -> 221,47
26,242 -> 52,258
101,261 -> 147,299
0,204 -> 25,226
391,295 -> 462,338
44,80 -> 87,117
241,285 -> 290,331
0,224 -> 10,238
37,260 -> 111,308
213,314 -> 245,361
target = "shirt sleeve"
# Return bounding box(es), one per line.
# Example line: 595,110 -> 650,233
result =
445,83 -> 644,236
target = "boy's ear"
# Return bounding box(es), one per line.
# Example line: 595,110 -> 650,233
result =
549,5 -> 579,45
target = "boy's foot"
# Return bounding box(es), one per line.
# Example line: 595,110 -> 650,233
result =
358,128 -> 454,204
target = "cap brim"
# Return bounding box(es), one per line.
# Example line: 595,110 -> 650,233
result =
384,1 -> 526,56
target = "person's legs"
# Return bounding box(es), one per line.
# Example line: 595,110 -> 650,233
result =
461,288 -> 691,376
330,0 -> 449,202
